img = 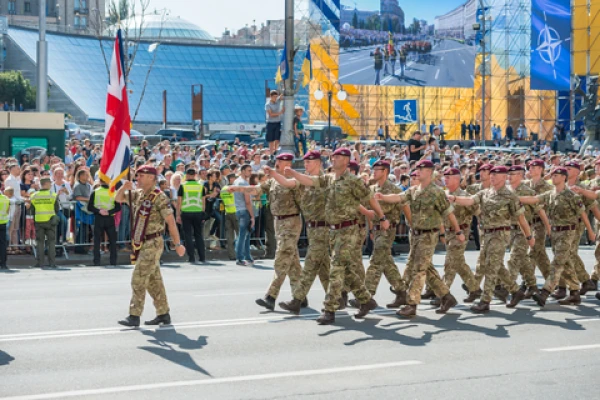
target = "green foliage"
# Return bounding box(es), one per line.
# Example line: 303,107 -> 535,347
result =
0,70 -> 36,109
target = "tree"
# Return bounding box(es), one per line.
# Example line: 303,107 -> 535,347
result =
352,11 -> 358,29
0,71 -> 36,109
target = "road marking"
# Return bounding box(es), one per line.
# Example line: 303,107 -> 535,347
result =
192,289 -> 291,297
0,361 -> 423,399
574,318 -> 600,323
441,56 -> 444,61
470,74 -> 475,81
339,65 -> 373,80
435,69 -> 440,80
462,59 -> 466,65
541,344 -> 600,352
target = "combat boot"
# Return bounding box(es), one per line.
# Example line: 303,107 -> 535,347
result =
279,299 -> 302,315
558,290 -> 581,306
579,280 -> 596,296
316,311 -> 335,325
338,292 -> 348,310
355,299 -> 378,319
386,290 -> 408,309
118,315 -> 140,327
524,286 -> 540,299
396,304 -> 417,318
461,283 -> 470,294
470,301 -> 490,314
348,298 -> 360,308
255,295 -> 276,311
532,289 -> 550,307
506,289 -> 526,308
421,288 -> 436,300
551,286 -> 567,300
435,293 -> 458,314
494,285 -> 509,303
430,297 -> 441,306
145,313 -> 171,325
301,298 -> 309,308
595,292 -> 600,301
463,289 -> 482,303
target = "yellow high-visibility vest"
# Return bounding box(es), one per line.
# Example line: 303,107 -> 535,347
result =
30,190 -> 57,223
220,188 -> 236,214
181,181 -> 204,213
0,194 -> 9,224
94,187 -> 115,211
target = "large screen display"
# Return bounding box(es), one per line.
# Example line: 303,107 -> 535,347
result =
339,0 -> 478,87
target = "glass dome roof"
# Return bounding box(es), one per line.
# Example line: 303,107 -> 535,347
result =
118,15 -> 216,44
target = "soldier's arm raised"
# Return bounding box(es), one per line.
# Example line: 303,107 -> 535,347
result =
447,194 -> 475,206
115,180 -> 132,204
518,195 -> 540,205
374,192 -> 404,203
264,166 -> 297,188
284,167 -> 315,187
228,185 -> 262,196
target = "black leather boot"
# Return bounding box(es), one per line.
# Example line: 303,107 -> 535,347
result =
118,315 -> 140,327
279,299 -> 302,315
145,313 -> 171,325
256,295 -> 276,311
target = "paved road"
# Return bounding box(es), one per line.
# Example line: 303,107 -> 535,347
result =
1,248 -> 599,399
339,40 -> 477,87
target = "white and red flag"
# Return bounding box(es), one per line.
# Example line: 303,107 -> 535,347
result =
99,29 -> 131,194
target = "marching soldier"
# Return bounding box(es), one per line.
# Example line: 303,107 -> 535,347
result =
376,160 -> 462,318
448,165 -> 532,313
520,168 -> 595,307
116,166 -> 186,327
507,165 -> 549,298
29,178 -> 59,269
220,173 -> 239,260
587,159 -> 600,291
525,160 -> 553,282
286,148 -> 386,325
278,150 -> 330,314
176,168 -> 206,264
89,181 -> 121,266
229,153 -> 303,311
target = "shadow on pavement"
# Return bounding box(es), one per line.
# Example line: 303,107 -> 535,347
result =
139,328 -> 211,376
41,267 -> 71,271
0,350 -> 15,366
250,264 -> 273,271
0,269 -> 19,274
159,264 -> 182,269
103,265 -> 133,270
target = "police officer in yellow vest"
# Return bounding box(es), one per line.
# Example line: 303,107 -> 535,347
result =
89,182 -> 121,266
0,190 -> 9,270
176,168 -> 206,263
221,173 -> 239,260
30,178 -> 60,268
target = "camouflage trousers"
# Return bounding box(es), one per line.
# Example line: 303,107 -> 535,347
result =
129,237 -> 169,316
592,226 -> 600,282
480,231 -> 519,303
543,230 -> 580,292
529,222 -> 551,280
344,226 -> 366,293
406,230 -> 449,305
443,232 -> 479,292
402,231 -> 444,296
507,230 -> 537,287
559,223 -> 589,287
365,229 -> 404,295
293,225 -> 330,300
267,216 -> 302,299
324,225 -> 371,312
474,228 -> 485,286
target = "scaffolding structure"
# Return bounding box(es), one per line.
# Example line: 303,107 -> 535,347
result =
300,0 -> 598,141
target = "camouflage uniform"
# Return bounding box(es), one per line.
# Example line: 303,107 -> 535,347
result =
471,187 -> 524,303
559,181 -> 593,286
443,187 -> 479,292
294,173 -> 330,300
124,189 -> 172,317
400,184 -> 453,305
312,171 -> 373,312
364,180 -> 405,295
467,183 -> 487,286
507,183 -> 539,287
259,179 -> 302,299
526,178 -> 553,279
590,178 -> 600,282
537,188 -> 585,292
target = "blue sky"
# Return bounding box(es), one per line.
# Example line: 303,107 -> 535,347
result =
343,0 -> 468,25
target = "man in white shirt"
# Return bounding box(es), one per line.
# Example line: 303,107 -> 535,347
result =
50,167 -> 72,242
5,164 -> 22,201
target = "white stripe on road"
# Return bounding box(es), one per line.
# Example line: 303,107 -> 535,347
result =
192,290 -> 290,297
470,74 -> 475,81
462,59 -> 466,65
435,69 -> 440,80
339,65 -> 373,79
541,344 -> 600,352
0,361 -> 423,400
441,56 -> 444,61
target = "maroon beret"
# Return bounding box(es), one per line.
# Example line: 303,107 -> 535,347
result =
410,170 -> 419,177
136,166 -> 157,176
490,165 -> 509,174
443,168 -> 461,176
276,153 -> 294,161
302,150 -> 321,161
552,167 -> 568,176
416,160 -> 434,169
528,159 -> 545,168
373,160 -> 390,169
508,165 -> 525,172
564,160 -> 581,169
478,163 -> 493,171
332,148 -> 352,157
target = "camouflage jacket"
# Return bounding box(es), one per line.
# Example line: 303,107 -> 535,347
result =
259,178 -> 301,217
471,186 -> 524,229
402,183 -> 453,230
537,188 -> 585,226
312,171 -> 372,225
369,179 -> 403,225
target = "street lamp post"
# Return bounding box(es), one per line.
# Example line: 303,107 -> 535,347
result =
37,0 -> 48,112
314,82 -> 347,143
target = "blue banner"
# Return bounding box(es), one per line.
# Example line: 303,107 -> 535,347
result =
531,0 -> 571,91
